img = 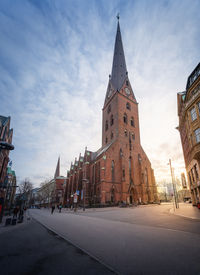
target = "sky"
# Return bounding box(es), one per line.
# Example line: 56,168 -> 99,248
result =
0,0 -> 200,187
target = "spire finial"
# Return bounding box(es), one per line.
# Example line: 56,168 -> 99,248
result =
116,13 -> 120,21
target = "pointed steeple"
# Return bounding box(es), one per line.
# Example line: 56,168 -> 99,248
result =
54,156 -> 60,179
110,19 -> 127,91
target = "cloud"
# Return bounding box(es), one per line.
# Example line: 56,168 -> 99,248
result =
0,0 -> 199,186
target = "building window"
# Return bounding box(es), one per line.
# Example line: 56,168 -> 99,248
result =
105,137 -> 108,144
105,120 -> 108,131
124,130 -> 127,137
194,164 -> 199,180
111,160 -> 115,181
122,168 -> 125,178
132,133 -> 135,140
110,114 -> 114,126
107,105 -> 111,114
131,117 -> 135,127
126,102 -> 131,110
111,131 -> 113,139
190,107 -> 197,121
194,128 -> 200,143
123,113 -> 127,124
126,80 -> 129,86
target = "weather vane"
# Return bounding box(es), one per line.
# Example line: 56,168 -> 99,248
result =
116,13 -> 120,21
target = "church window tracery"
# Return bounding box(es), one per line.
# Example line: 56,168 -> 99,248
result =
110,114 -> 114,126
123,113 -> 128,124
131,117 -> 135,127
126,102 -> 131,110
105,120 -> 108,131
111,160 -> 115,181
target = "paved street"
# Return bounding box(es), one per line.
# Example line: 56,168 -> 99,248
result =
30,204 -> 200,275
0,217 -> 113,275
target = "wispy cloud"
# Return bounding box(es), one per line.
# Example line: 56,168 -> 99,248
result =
0,0 -> 200,186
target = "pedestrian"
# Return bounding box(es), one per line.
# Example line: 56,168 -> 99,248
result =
59,204 -> 62,213
13,206 -> 19,219
51,205 -> 55,214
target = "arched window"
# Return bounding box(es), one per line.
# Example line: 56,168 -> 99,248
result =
132,133 -> 135,140
124,130 -> 127,137
107,104 -> 111,114
131,117 -> 135,127
111,160 -> 115,181
110,114 -> 114,126
123,113 -> 128,124
105,137 -> 108,144
111,131 -> 114,139
126,102 -> 131,110
105,120 -> 108,131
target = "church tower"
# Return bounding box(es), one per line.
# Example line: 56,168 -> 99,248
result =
65,18 -> 158,206
101,18 -> 157,204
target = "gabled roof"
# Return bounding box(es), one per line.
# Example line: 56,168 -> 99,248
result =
110,21 -> 128,91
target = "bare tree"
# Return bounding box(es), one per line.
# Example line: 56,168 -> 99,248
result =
17,178 -> 33,207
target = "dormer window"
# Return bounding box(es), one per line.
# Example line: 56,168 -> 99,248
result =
110,114 -> 114,126
126,102 -> 131,110
123,113 -> 127,124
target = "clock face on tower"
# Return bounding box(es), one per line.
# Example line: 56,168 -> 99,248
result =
125,87 -> 130,96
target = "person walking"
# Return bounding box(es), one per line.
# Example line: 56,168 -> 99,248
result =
59,204 -> 62,213
13,206 -> 19,219
51,205 -> 55,214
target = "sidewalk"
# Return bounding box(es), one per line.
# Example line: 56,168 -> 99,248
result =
170,202 -> 200,221
0,210 -> 31,234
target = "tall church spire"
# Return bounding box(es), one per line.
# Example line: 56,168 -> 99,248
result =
54,156 -> 60,179
110,18 -> 127,91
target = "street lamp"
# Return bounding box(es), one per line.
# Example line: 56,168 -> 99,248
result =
168,159 -> 179,209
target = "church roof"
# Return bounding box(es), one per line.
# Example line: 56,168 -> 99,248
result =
54,156 -> 60,179
110,21 -> 127,91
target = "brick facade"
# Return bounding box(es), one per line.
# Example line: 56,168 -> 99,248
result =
64,21 -> 158,206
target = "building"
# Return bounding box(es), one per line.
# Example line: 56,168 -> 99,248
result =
36,157 -> 66,207
64,20 -> 158,207
4,167 -> 17,209
177,62 -> 200,206
0,116 -> 13,220
0,116 -> 13,188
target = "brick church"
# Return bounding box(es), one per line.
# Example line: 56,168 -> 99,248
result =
64,20 -> 158,206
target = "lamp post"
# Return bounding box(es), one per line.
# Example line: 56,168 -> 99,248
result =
168,159 -> 179,209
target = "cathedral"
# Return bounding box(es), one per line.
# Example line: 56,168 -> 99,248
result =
64,20 -> 158,206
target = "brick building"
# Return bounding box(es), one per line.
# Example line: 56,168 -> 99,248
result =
177,62 -> 200,206
64,20 -> 158,206
0,116 -> 13,188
